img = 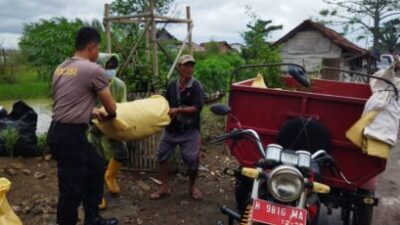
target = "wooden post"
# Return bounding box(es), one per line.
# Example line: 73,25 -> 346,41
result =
146,22 -> 150,62
150,0 -> 158,78
186,6 -> 193,55
104,4 -> 111,53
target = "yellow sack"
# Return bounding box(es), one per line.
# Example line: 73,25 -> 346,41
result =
251,73 -> 267,88
0,178 -> 23,225
345,111 -> 379,149
345,110 -> 390,159
94,95 -> 170,141
363,138 -> 391,159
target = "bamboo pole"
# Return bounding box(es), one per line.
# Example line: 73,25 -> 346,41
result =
104,4 -> 111,53
146,20 -> 151,62
118,19 -> 153,76
150,0 -> 159,78
166,24 -> 193,80
186,6 -> 192,55
105,18 -> 190,24
103,12 -> 151,21
154,15 -> 191,23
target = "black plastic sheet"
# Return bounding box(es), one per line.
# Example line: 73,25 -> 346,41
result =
0,101 -> 39,156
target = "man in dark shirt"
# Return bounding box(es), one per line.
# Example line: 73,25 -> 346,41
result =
150,54 -> 205,200
47,27 -> 118,225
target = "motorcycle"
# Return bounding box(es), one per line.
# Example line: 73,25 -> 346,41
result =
211,63 -> 394,225
211,103 -> 332,225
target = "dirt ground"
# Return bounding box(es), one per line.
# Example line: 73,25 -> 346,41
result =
0,112 -> 241,225
1,115 -> 400,225
0,141 -> 237,225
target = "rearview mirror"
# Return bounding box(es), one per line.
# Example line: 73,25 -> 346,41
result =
210,104 -> 231,116
288,65 -> 310,87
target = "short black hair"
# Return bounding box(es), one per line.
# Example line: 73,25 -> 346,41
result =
75,27 -> 101,51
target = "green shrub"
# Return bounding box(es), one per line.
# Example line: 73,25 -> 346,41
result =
0,127 -> 20,158
195,54 -> 244,93
37,132 -> 49,156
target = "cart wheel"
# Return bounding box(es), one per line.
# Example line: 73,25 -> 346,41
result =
352,191 -> 374,225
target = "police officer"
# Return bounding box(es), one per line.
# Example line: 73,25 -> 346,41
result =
47,27 -> 118,225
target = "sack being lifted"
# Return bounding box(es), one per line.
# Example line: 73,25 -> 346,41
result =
0,178 -> 22,225
93,95 -> 171,141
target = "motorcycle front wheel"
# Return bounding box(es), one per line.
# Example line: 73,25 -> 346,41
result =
240,204 -> 263,225
235,173 -> 253,212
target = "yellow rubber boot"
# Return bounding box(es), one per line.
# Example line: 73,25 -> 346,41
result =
105,158 -> 121,194
98,197 -> 107,210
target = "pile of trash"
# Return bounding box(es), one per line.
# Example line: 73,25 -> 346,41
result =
0,101 -> 39,157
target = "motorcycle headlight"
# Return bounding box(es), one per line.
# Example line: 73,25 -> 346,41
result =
267,165 -> 304,202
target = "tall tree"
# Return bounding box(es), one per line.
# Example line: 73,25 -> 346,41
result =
241,19 -> 283,87
319,0 -> 400,52
379,19 -> 400,52
19,18 -> 104,81
110,0 -> 174,15
241,19 -> 282,61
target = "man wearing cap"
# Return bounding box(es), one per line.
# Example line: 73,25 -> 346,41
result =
150,54 -> 205,200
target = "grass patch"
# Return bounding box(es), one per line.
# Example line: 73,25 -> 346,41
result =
0,82 -> 49,100
0,65 -> 50,100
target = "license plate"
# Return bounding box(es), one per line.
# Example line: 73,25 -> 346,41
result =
251,198 -> 307,225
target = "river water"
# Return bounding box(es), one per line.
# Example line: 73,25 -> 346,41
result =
0,98 -> 52,134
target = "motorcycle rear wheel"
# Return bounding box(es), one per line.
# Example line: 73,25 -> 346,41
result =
352,204 -> 373,225
351,190 -> 374,225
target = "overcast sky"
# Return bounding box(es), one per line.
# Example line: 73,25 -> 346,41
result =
0,0 -> 330,49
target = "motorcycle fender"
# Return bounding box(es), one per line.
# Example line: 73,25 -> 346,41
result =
360,177 -> 377,191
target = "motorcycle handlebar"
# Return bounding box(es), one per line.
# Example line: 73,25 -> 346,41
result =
210,129 -> 266,158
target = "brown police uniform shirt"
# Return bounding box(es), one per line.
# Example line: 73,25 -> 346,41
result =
51,56 -> 109,124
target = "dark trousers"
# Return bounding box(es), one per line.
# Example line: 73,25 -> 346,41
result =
47,121 -> 105,225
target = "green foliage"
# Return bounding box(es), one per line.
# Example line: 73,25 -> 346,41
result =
0,49 -> 26,84
108,0 -> 176,92
110,0 -> 174,15
379,19 -> 400,52
195,57 -> 231,92
319,0 -> 400,51
0,82 -> 48,100
0,63 -> 18,84
36,132 -> 49,156
319,9 -> 330,16
19,17 -> 105,82
0,66 -> 48,100
0,127 -> 20,158
241,19 -> 283,88
123,63 -> 154,92
200,41 -> 220,55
